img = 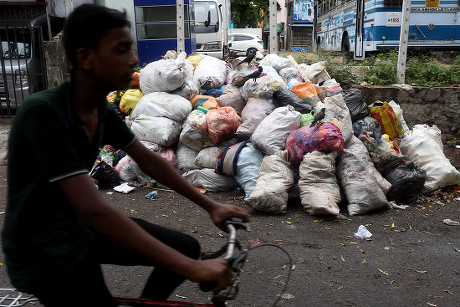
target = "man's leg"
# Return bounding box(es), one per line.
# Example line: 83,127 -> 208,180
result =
94,218 -> 201,300
32,256 -> 116,307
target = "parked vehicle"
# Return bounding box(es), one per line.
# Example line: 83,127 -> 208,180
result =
228,33 -> 263,56
194,0 -> 231,59
316,0 -> 460,59
0,5 -> 64,111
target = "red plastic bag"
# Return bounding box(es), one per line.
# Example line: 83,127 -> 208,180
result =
206,107 -> 242,144
285,122 -> 345,166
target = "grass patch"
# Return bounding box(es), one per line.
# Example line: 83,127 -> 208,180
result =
291,49 -> 460,87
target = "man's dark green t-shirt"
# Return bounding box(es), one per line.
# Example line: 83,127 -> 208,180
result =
2,80 -> 136,292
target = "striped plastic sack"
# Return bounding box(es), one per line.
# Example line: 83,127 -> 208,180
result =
369,101 -> 405,140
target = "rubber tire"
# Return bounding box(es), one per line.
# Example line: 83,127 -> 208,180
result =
246,47 -> 258,56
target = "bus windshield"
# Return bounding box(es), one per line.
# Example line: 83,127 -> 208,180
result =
194,2 -> 219,33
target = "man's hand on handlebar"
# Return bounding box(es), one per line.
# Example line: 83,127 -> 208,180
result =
208,202 -> 250,231
186,258 -> 233,292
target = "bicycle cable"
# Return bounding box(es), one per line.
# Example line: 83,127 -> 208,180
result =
247,243 -> 293,307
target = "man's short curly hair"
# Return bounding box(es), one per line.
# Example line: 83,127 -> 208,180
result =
62,4 -> 130,68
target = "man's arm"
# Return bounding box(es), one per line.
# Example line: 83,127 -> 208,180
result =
59,174 -> 232,290
125,140 -> 250,228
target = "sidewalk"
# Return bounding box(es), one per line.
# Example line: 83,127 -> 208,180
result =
0,118 -> 13,165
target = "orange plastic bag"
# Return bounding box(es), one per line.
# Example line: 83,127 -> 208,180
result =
190,95 -> 220,110
369,101 -> 405,140
292,81 -> 321,108
206,107 -> 242,144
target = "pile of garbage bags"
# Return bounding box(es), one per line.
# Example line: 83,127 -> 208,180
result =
95,51 -> 460,216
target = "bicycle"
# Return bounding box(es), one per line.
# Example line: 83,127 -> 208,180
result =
1,219 -> 292,307
0,288 -> 39,307
114,218 -> 293,307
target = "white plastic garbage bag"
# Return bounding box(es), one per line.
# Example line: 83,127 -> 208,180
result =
130,114 -> 182,148
140,52 -> 191,94
316,93 -> 353,142
298,151 -> 341,216
250,105 -> 301,155
337,137 -> 390,216
130,92 -> 192,123
216,84 -> 246,115
193,55 -> 228,90
194,147 -> 223,169
176,142 -> 200,173
182,168 -> 239,192
242,75 -> 288,100
400,124 -> 460,192
236,97 -> 276,141
259,54 -> 293,71
298,61 -> 330,84
246,150 -> 294,214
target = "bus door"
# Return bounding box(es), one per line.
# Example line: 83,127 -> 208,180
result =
134,0 -> 196,66
354,0 -> 365,59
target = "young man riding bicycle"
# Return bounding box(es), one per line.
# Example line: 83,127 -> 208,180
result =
2,4 -> 249,306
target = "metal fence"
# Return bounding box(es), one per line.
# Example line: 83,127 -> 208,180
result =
0,4 -> 48,117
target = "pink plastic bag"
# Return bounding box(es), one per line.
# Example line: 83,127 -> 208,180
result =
285,122 -> 345,166
206,107 -> 242,144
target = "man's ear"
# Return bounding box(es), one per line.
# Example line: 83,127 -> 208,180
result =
75,47 -> 94,71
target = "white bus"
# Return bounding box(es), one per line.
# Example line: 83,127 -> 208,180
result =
316,0 -> 460,59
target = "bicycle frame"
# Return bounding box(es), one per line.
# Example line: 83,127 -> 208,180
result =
114,219 -> 250,307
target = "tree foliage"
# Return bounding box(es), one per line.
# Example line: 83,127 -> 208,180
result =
230,0 -> 280,28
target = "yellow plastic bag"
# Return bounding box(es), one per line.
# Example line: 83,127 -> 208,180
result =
120,89 -> 143,116
187,54 -> 203,69
190,95 -> 220,110
369,101 -> 405,140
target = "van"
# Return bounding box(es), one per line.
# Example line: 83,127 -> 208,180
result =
0,4 -> 64,112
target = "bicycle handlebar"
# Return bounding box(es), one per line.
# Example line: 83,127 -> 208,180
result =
199,218 -> 250,292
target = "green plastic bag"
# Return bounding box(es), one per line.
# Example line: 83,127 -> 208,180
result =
300,111 -> 316,127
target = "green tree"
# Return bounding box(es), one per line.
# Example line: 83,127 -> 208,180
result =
231,0 -> 280,28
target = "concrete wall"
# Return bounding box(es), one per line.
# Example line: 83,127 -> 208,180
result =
44,32 -> 70,88
354,85 -> 460,134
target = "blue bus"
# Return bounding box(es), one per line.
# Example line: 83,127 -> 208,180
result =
316,0 -> 460,58
134,0 -> 196,66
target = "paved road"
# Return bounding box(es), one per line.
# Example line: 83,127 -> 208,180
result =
0,116 -> 459,306
0,168 -> 459,306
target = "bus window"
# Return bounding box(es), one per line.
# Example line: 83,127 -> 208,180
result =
383,0 -> 403,6
137,23 -> 190,40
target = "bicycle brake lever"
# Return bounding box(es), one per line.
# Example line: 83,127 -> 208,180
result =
222,218 -> 251,232
227,249 -> 248,272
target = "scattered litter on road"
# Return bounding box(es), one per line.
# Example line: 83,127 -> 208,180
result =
280,293 -> 295,300
113,182 -> 135,194
175,294 -> 187,300
354,225 -> 372,239
145,190 -> 158,200
389,201 -> 409,210
443,218 -> 460,226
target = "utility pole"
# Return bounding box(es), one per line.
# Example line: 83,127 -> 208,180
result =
176,0 -> 185,53
269,0 -> 278,54
312,0 -> 317,52
397,0 -> 411,84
